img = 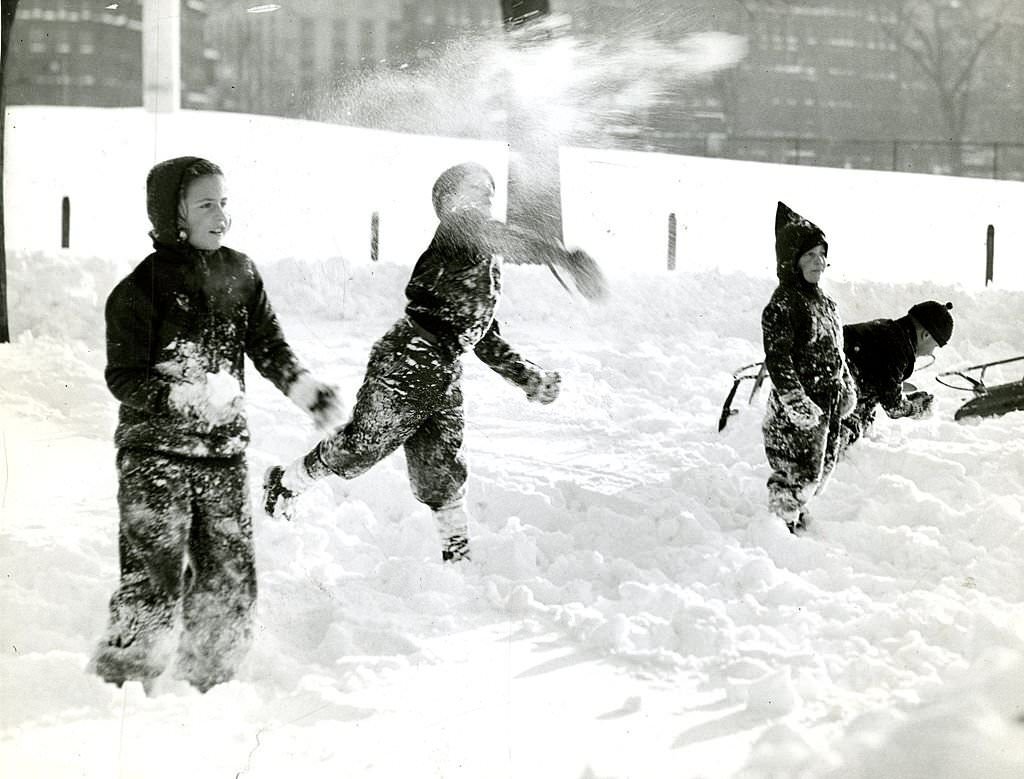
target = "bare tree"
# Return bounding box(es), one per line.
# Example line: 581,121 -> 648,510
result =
1,0 -> 19,343
875,0 -> 1012,174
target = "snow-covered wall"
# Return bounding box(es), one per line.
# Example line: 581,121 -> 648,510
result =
5,106 -> 1024,288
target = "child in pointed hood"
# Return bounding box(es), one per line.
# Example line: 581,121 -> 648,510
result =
760,202 -> 857,533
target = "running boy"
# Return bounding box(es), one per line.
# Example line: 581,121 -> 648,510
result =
263,161 -> 606,562
761,202 -> 857,534
92,156 -> 342,692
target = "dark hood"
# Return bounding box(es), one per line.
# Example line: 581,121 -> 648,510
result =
146,156 -> 222,245
774,201 -> 828,286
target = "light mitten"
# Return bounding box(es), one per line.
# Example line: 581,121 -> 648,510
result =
288,372 -> 345,430
525,370 -> 561,404
780,391 -> 823,429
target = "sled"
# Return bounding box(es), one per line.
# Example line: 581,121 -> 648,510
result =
936,355 -> 1024,421
718,361 -> 768,432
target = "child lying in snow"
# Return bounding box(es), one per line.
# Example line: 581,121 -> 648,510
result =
92,156 -> 343,693
263,161 -> 607,562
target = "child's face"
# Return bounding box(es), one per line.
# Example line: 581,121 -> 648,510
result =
181,174 -> 230,251
916,328 -> 939,357
445,170 -> 495,216
797,244 -> 827,284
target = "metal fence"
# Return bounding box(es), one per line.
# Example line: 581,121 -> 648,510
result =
641,135 -> 1024,181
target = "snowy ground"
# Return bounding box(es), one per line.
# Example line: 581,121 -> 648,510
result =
2,240 -> 1023,777
3,103 -> 1024,777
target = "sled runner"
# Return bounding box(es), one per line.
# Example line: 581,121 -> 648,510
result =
936,355 -> 1024,421
718,361 -> 767,432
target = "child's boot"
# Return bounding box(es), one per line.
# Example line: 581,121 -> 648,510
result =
89,636 -> 166,690
433,499 -> 471,563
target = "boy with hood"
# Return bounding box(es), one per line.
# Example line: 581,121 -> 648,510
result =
840,300 -> 954,450
761,202 -> 857,533
92,157 -> 342,692
262,161 -> 606,562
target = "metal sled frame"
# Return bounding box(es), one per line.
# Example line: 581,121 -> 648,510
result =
718,361 -> 768,432
937,355 -> 1024,421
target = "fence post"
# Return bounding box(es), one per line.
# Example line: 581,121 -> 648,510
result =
892,141 -> 899,172
985,225 -> 994,286
370,211 -> 379,262
667,213 -> 677,271
61,196 -> 70,249
992,143 -> 999,179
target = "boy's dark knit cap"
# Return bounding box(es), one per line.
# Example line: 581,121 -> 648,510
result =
775,202 -> 828,279
909,300 -> 954,346
431,162 -> 494,217
146,156 -> 223,244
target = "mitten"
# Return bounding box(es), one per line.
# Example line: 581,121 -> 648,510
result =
525,370 -> 561,404
780,391 -> 823,429
262,456 -> 319,520
288,372 -> 346,430
838,377 -> 858,419
905,390 -> 934,419
564,248 -> 609,301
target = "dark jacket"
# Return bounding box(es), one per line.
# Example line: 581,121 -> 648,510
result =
404,209 -> 557,388
761,203 -> 850,410
843,317 -> 916,416
106,241 -> 303,457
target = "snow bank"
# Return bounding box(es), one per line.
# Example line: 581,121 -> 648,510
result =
2,240 -> 1023,777
6,106 -> 1024,288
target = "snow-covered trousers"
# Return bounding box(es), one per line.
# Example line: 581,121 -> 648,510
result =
102,448 -> 256,689
317,317 -> 468,511
762,389 -> 843,520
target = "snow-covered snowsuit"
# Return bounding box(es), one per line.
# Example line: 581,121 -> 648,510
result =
97,157 -> 305,690
840,318 -> 918,448
301,209 -> 554,525
761,202 -> 856,524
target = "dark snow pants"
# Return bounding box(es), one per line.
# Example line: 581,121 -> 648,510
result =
762,389 -> 843,520
102,448 -> 256,690
317,317 -> 467,510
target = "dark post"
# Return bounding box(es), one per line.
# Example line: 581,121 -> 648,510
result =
61,197 -> 71,249
667,213 -> 677,271
985,224 -> 994,286
370,211 -> 379,262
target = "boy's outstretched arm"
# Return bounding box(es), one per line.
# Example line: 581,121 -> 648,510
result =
472,320 -> 560,404
484,220 -> 608,301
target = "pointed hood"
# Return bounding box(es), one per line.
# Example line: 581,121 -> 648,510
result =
146,156 -> 223,246
774,201 -> 828,285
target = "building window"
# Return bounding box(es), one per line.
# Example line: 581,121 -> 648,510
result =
28,26 -> 48,54
80,28 -> 95,55
361,19 -> 375,61
333,18 -> 347,68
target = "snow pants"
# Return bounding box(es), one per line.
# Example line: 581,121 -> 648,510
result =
99,448 -> 256,690
762,389 -> 843,521
318,318 -> 467,511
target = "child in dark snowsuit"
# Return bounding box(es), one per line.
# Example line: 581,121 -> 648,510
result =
840,300 -> 954,451
761,202 -> 857,533
263,161 -> 606,562
92,157 -> 342,692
